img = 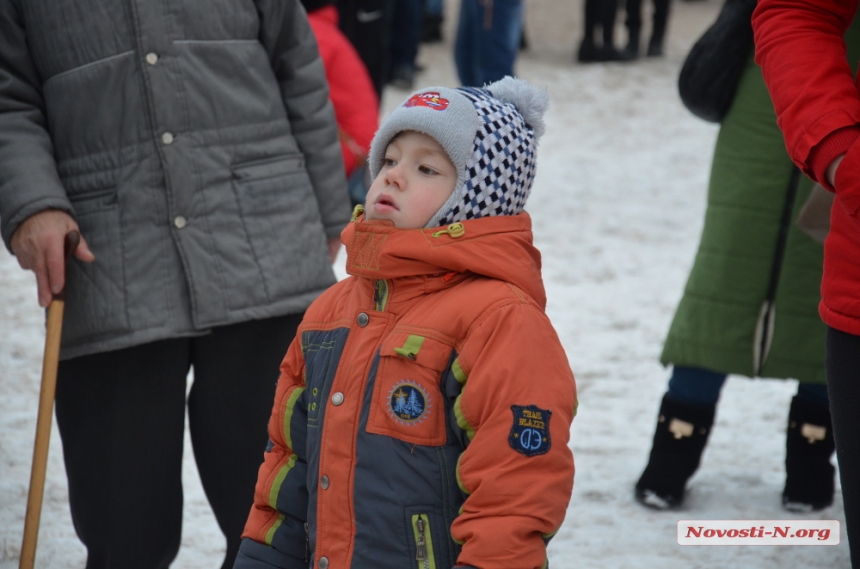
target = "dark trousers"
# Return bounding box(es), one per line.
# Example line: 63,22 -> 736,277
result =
389,0 -> 423,71
338,0 -> 395,100
667,365 -> 829,407
624,0 -> 670,46
583,0 -> 618,46
55,314 -> 303,569
826,326 -> 860,568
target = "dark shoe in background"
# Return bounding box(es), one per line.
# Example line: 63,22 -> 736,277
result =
618,43 -> 638,61
619,31 -> 639,61
577,40 -> 623,63
388,65 -> 415,89
420,15 -> 443,43
646,30 -> 664,57
577,38 -> 599,62
596,45 -> 622,61
782,395 -> 836,512
646,42 -> 663,57
635,394 -> 716,510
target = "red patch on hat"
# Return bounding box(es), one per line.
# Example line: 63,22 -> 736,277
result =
404,92 -> 449,111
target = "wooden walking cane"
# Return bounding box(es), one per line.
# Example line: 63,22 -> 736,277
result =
19,231 -> 80,569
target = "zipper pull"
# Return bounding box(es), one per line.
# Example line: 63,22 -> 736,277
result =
431,223 -> 465,239
304,522 -> 310,562
416,517 -> 427,561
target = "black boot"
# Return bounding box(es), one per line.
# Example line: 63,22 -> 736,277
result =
635,394 -> 715,510
420,15 -> 443,43
647,0 -> 668,56
578,39 -> 622,63
646,40 -> 663,57
619,30 -> 639,60
782,395 -> 836,512
577,38 -> 599,62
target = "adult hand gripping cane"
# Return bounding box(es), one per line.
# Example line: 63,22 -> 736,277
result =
14,211 -> 94,569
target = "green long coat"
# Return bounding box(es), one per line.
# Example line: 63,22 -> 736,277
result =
660,42 -> 858,384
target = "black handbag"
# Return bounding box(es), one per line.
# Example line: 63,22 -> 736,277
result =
678,0 -> 758,123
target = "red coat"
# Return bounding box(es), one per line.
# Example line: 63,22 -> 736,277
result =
307,6 -> 379,177
753,0 -> 860,335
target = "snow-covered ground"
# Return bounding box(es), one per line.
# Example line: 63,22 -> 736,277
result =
0,0 -> 850,567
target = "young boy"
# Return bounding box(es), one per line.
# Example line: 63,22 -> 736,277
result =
234,77 -> 577,569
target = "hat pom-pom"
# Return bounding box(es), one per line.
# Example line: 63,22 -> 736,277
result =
485,76 -> 549,140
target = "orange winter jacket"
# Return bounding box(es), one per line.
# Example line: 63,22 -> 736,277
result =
236,212 -> 577,569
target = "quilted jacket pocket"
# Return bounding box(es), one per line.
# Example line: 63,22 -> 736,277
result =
62,190 -> 130,343
231,153 -> 329,305
366,332 -> 453,446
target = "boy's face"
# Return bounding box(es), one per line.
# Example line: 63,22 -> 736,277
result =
365,131 -> 457,229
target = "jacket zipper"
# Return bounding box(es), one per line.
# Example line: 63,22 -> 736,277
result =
374,279 -> 389,311
304,522 -> 309,563
411,514 -> 436,569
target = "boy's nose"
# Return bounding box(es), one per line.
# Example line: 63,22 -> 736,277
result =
385,163 -> 405,189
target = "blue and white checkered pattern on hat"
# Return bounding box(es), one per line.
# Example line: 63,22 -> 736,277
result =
433,86 -> 539,227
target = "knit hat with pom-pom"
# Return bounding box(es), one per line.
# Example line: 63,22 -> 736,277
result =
368,76 -> 549,228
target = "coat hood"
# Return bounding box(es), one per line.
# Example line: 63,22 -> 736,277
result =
341,212 -> 546,308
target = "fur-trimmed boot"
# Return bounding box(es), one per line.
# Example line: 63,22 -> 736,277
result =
635,393 -> 716,510
782,395 -> 836,512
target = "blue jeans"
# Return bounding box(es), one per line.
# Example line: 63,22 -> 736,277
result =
667,365 -> 829,407
454,0 -> 523,87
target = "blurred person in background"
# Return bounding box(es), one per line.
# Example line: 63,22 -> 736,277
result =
0,0 -> 350,567
302,0 -> 380,206
337,0 -> 395,99
634,38 -> 855,513
577,0 -> 622,62
455,0 -> 524,86
387,0 -> 424,89
421,0 -> 445,43
620,0 -> 671,58
755,1 -> 860,566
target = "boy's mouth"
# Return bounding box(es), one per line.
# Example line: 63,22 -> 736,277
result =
375,194 -> 398,211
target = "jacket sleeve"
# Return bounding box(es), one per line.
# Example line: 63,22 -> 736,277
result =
324,29 -> 379,177
253,0 -> 351,239
306,12 -> 378,178
450,299 -> 577,569
752,0 -> 860,188
238,336 -> 310,569
0,1 -> 74,251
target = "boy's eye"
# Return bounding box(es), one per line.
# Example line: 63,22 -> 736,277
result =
419,165 -> 438,175
383,157 -> 396,167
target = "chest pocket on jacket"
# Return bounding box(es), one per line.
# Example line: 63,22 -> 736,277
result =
366,332 -> 453,447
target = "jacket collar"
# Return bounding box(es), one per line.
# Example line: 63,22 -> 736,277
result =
341,212 -> 546,308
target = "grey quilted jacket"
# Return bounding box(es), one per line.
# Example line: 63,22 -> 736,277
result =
0,0 -> 351,358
